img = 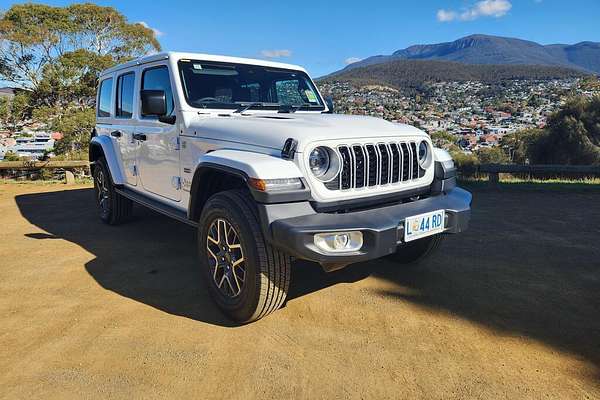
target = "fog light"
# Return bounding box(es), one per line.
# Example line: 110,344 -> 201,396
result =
314,231 -> 363,254
334,234 -> 349,249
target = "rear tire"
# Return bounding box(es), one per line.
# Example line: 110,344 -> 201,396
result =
386,234 -> 444,264
198,189 -> 291,323
92,157 -> 132,225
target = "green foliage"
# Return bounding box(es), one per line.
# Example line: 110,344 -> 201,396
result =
580,77 -> 600,91
0,93 -> 30,131
501,97 -> 600,165
430,131 -> 456,149
448,146 -> 479,168
501,128 -> 545,164
2,150 -> 22,161
532,96 -> 600,164
527,94 -> 543,108
0,2 -> 161,158
49,108 -> 96,157
0,3 -> 161,90
476,146 -> 510,164
32,50 -> 115,108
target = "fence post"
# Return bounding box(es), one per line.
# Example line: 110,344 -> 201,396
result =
64,170 -> 75,184
489,172 -> 499,187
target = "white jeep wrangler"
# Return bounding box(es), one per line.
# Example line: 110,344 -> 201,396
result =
90,52 -> 471,323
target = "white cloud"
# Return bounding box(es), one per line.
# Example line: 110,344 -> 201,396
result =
345,57 -> 363,65
138,21 -> 164,37
260,49 -> 292,58
437,10 -> 459,22
437,0 -> 512,22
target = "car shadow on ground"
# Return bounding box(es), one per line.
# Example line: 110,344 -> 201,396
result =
292,188 -> 600,375
15,187 -> 600,372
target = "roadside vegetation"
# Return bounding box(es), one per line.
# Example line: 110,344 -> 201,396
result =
459,177 -> 600,191
0,3 -> 160,160
431,95 -> 600,168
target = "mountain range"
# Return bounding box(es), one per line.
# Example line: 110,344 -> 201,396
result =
334,34 -> 600,75
320,60 -> 587,93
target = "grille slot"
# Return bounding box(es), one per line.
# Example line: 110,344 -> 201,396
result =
410,142 -> 419,180
353,145 -> 366,188
390,143 -> 401,183
331,141 -> 423,191
378,144 -> 390,185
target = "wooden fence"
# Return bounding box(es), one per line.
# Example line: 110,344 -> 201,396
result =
0,160 -> 90,170
459,163 -> 600,184
1,160 -> 599,185
0,160 -> 90,183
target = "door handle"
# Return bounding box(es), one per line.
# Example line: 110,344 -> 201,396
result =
110,130 -> 122,138
132,133 -> 147,141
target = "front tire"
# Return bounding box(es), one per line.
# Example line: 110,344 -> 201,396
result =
92,157 -> 132,225
198,189 -> 291,323
386,234 -> 444,264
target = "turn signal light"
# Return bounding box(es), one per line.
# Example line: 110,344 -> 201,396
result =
248,178 -> 303,192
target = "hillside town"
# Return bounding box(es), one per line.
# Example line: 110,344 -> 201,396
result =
1,77 -> 600,161
318,77 -> 600,153
0,88 -> 62,161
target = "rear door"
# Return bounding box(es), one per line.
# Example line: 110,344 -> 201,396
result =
113,69 -> 138,186
136,64 -> 181,201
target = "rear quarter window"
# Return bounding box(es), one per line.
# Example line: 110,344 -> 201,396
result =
97,78 -> 113,117
116,73 -> 135,118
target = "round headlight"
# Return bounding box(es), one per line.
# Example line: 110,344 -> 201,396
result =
309,147 -> 330,178
418,141 -> 429,167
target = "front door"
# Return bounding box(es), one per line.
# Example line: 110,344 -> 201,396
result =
136,64 -> 181,201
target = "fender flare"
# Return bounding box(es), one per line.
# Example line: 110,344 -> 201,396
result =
89,136 -> 126,185
188,149 -> 309,220
196,149 -> 304,180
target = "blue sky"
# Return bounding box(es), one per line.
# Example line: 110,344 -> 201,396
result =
2,0 -> 599,77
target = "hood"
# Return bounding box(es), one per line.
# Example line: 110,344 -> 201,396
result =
183,112 -> 426,153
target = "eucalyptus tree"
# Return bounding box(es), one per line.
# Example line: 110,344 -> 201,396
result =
0,3 -> 161,156
0,3 -> 160,91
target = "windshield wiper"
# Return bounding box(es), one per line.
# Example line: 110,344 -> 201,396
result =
279,103 -> 322,113
234,102 -> 264,113
278,104 -> 303,113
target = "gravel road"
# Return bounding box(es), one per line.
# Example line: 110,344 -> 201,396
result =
1,183 -> 599,399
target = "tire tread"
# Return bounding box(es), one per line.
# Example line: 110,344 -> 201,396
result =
202,189 -> 290,323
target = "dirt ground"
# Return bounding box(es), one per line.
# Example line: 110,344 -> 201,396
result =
0,183 -> 599,399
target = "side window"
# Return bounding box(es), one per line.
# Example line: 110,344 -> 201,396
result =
116,72 -> 135,118
141,66 -> 174,116
97,78 -> 113,117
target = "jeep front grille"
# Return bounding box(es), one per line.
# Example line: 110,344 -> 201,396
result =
325,141 -> 426,191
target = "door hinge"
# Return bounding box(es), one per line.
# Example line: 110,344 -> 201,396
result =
172,176 -> 182,190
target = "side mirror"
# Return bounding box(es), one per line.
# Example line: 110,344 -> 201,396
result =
324,96 -> 335,114
141,90 -> 167,117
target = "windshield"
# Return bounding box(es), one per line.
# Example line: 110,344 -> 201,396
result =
178,60 -> 325,111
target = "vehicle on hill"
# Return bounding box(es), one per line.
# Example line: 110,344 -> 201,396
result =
89,52 -> 471,322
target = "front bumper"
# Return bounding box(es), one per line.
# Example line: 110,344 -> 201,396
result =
259,187 -> 472,270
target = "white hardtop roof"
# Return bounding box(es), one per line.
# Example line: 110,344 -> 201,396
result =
100,51 -> 308,77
